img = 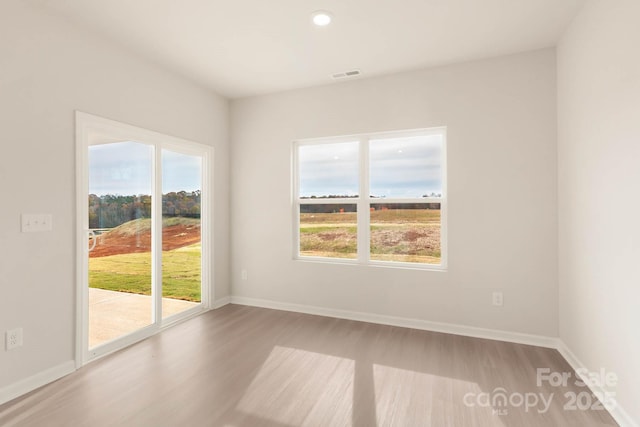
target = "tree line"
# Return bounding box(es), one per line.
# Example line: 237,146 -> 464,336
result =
300,202 -> 441,214
89,191 -> 201,229
301,192 -> 442,199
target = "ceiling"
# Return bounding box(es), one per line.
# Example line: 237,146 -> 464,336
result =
32,0 -> 585,99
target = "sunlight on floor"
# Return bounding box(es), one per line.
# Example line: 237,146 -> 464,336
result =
373,364 -> 504,426
237,346 -> 355,426
236,346 -> 508,426
373,363 -> 437,424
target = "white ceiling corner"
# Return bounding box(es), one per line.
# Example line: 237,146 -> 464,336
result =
32,0 -> 586,99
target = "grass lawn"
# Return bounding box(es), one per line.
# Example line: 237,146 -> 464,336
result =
300,209 -> 441,264
89,243 -> 201,302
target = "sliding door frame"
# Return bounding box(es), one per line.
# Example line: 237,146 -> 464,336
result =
75,111 -> 213,367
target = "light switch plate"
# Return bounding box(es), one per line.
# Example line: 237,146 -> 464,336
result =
21,214 -> 53,232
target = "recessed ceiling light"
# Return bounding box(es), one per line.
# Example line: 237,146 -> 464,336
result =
311,11 -> 332,27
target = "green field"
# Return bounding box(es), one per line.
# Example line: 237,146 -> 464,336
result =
300,209 -> 441,264
89,243 -> 201,302
90,210 -> 440,300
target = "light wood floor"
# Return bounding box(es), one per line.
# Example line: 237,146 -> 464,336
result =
0,304 -> 618,426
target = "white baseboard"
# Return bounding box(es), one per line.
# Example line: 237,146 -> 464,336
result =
557,341 -> 638,427
212,296 -> 231,309
0,360 -> 75,406
231,296 -> 638,426
1,299 -> 232,407
3,300 -> 634,427
229,296 -> 560,348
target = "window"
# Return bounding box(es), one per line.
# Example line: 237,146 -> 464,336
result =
294,128 -> 446,269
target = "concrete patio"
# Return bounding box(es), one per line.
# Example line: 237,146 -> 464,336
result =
89,288 -> 198,348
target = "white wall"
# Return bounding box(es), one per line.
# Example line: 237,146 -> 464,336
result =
0,1 -> 229,392
6,0 -> 637,420
230,49 -> 558,337
558,0 -> 640,424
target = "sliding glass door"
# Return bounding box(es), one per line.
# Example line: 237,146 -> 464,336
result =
77,112 -> 212,363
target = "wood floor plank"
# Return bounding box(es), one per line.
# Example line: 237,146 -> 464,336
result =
0,305 -> 619,426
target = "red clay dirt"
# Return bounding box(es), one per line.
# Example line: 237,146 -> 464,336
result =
89,224 -> 201,258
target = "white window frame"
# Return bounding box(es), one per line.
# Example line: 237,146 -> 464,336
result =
293,127 -> 447,270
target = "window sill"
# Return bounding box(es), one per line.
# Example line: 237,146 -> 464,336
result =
294,256 -> 447,272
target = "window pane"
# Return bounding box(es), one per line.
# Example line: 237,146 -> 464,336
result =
161,150 -> 202,319
298,142 -> 359,198
299,204 -> 357,259
370,203 -> 441,264
370,135 -> 442,198
88,141 -> 153,348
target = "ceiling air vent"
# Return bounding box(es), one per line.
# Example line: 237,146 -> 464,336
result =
332,69 -> 361,80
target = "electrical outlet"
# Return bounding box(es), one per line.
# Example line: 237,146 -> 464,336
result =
492,292 -> 504,307
6,328 -> 23,350
241,269 -> 248,281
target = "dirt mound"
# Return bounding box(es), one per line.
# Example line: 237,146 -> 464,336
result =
90,218 -> 201,258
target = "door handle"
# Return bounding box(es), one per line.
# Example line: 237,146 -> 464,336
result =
88,230 -> 97,252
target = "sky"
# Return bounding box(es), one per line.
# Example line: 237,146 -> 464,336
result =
89,135 -> 441,198
89,142 -> 201,196
299,135 -> 442,198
